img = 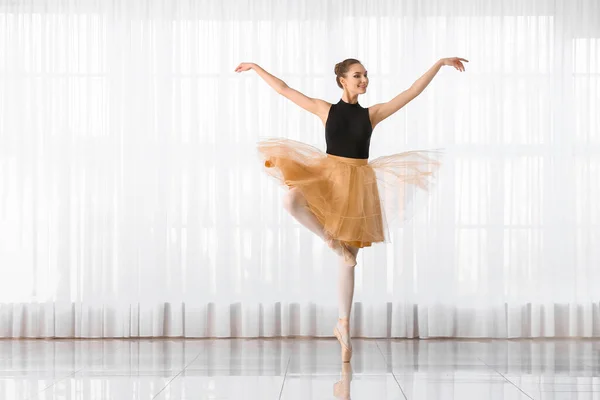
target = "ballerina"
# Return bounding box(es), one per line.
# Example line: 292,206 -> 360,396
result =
236,56 -> 467,362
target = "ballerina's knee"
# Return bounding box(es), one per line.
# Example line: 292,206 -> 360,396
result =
282,188 -> 307,215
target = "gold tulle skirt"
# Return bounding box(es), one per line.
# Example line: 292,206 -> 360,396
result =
257,138 -> 441,248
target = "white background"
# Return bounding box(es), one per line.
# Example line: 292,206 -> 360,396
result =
0,0 -> 599,338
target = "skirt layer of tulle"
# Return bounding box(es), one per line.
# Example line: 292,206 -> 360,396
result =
257,138 -> 441,248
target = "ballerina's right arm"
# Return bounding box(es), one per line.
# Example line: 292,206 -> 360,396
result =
235,62 -> 331,125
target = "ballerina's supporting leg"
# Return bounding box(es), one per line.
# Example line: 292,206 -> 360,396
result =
282,188 -> 356,265
338,247 -> 358,320
335,245 -> 359,362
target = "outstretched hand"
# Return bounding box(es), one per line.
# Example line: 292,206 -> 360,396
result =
234,62 -> 254,73
440,57 -> 469,72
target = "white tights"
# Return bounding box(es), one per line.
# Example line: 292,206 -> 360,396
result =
283,188 -> 359,322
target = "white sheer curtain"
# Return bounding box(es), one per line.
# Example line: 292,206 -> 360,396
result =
0,0 -> 599,339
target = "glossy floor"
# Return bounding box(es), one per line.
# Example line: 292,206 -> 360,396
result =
0,338 -> 599,399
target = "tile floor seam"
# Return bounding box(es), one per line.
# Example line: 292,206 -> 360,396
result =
277,354 -> 291,400
27,366 -> 84,400
375,340 -> 408,400
28,340 -> 129,400
476,356 -> 536,400
152,340 -> 210,399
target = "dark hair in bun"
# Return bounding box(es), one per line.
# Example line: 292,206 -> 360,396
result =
334,58 -> 362,89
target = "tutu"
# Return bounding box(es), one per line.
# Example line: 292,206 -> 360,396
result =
257,138 -> 441,248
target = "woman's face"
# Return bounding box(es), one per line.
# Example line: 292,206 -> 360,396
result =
341,64 -> 368,95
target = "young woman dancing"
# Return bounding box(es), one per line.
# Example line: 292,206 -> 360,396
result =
235,56 -> 467,362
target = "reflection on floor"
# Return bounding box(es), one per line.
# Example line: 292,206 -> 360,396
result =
1,338 -> 599,399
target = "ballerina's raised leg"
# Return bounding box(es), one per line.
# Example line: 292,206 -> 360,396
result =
282,187 -> 356,266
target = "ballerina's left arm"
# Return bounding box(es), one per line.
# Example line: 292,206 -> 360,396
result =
369,57 -> 468,129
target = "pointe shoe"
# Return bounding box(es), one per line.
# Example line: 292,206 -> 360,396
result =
333,317 -> 352,363
333,363 -> 353,399
325,235 -> 357,267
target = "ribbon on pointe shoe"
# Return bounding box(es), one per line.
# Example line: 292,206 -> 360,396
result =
334,317 -> 352,362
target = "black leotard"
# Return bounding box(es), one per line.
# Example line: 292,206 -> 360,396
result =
325,99 -> 373,159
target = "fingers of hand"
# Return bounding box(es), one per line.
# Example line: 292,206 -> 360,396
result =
448,57 -> 468,71
454,60 -> 465,72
